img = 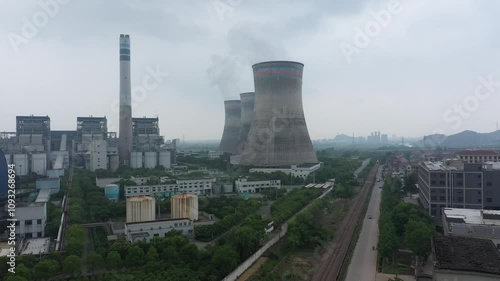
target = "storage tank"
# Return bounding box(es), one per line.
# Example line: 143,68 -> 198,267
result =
130,151 -> 143,168
13,154 -> 28,176
105,184 -> 120,201
144,151 -> 157,169
31,153 -> 47,175
171,193 -> 198,221
158,151 -> 171,169
126,196 -> 155,223
109,155 -> 119,172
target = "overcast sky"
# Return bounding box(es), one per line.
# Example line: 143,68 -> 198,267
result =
1,0 -> 499,140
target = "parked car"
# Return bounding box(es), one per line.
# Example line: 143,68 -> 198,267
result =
367,214 -> 373,219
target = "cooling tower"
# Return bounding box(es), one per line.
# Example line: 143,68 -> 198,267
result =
237,92 -> 255,153
239,61 -> 318,166
119,34 -> 133,166
218,100 -> 241,154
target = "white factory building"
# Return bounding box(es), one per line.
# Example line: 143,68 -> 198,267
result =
208,150 -> 223,160
249,163 -> 321,179
15,203 -> 47,239
130,150 -> 171,169
125,178 -> 216,197
125,218 -> 194,243
89,140 -> 107,171
235,178 -> 281,193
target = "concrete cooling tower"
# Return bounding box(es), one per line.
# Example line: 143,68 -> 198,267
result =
239,61 -> 318,166
237,92 -> 255,153
219,100 -> 241,154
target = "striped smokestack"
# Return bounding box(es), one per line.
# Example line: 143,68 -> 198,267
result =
119,34 -> 132,166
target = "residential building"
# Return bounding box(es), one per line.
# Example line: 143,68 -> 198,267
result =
235,178 -> 281,193
125,218 -> 194,243
457,150 -> 500,164
417,161 -> 500,217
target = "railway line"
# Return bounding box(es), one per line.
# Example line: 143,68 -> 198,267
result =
311,163 -> 379,281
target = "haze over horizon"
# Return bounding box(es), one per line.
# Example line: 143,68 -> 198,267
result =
1,0 -> 499,140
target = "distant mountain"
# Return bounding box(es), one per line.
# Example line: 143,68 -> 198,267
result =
423,130 -> 500,148
332,134 -> 352,143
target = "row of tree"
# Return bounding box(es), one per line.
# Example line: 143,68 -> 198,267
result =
378,178 -> 433,266
270,188 -> 323,225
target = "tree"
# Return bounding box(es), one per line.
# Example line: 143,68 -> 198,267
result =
5,276 -> 28,281
126,245 -> 145,267
147,246 -> 160,262
33,259 -> 59,280
106,251 -> 122,269
404,220 -> 432,258
87,251 -> 104,273
211,245 -> 239,277
5,264 -> 31,281
63,255 -> 81,276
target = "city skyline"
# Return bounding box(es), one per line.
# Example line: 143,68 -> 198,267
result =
1,0 -> 500,140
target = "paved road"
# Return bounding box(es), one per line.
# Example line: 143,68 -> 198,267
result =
345,166 -> 383,281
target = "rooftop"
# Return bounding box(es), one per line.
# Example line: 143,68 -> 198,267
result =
443,208 -> 500,225
433,235 -> 500,275
35,189 -> 51,203
422,161 -> 460,171
126,217 -> 191,226
20,238 -> 51,256
457,150 -> 499,156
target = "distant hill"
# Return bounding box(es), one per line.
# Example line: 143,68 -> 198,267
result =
333,134 -> 352,143
423,130 -> 500,148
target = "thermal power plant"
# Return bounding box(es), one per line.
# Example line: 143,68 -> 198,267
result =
119,34 -> 133,166
240,61 -> 318,166
238,92 -> 255,153
126,196 -> 156,223
219,100 -> 241,154
171,193 -> 199,221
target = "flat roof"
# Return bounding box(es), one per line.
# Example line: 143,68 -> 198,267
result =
433,235 -> 500,275
443,208 -> 500,225
485,161 -> 500,170
422,161 -> 459,171
297,163 -> 320,168
35,189 -> 51,203
457,150 -> 499,156
20,238 -> 50,256
126,218 -> 191,226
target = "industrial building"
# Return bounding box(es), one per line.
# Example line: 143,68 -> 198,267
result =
441,208 -> 500,248
219,100 -> 241,154
208,150 -> 223,160
235,178 -> 281,193
119,34 -> 133,166
15,203 -> 47,239
432,234 -> 500,280
171,193 -> 199,221
35,178 -> 60,194
16,115 -> 50,153
417,161 -> 500,217
126,196 -> 156,223
124,218 -> 193,243
125,178 -> 216,197
89,140 -> 107,171
239,61 -> 318,167
249,163 -> 321,179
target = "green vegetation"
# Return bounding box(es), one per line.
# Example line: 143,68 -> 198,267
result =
287,197 -> 329,248
195,198 -> 261,241
270,188 -> 323,225
378,177 -> 433,274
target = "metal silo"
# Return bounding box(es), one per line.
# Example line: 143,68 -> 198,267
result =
218,100 -> 241,154
126,196 -> 155,223
240,61 -> 318,166
171,193 -> 198,221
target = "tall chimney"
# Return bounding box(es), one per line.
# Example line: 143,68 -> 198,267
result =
119,34 -> 132,166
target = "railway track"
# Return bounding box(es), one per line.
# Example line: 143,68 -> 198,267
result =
311,163 -> 379,281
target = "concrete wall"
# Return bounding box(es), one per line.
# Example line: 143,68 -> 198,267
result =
222,223 -> 288,281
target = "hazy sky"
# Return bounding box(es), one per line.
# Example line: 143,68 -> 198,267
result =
1,0 -> 500,140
